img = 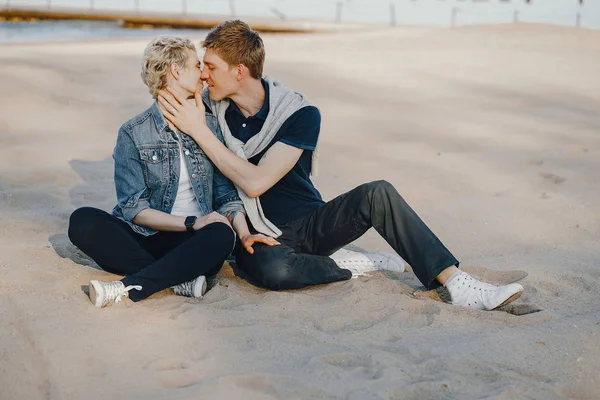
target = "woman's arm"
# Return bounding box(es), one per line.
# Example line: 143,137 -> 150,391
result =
134,209 -> 230,232
115,126 -> 230,232
113,126 -> 152,223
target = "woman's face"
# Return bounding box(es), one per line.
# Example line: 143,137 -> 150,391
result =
174,49 -> 203,95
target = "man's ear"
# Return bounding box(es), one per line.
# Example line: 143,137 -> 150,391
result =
236,64 -> 247,81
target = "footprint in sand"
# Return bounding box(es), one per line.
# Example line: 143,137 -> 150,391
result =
207,374 -> 333,399
145,358 -> 199,389
540,192 -> 551,199
539,172 -> 566,184
315,353 -> 383,380
312,307 -> 398,333
145,358 -> 191,372
528,159 -> 544,166
317,353 -> 373,370
406,303 -> 441,327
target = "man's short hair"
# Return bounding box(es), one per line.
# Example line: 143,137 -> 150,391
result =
202,20 -> 265,79
141,35 -> 196,98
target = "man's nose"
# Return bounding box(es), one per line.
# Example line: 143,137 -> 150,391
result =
200,67 -> 209,80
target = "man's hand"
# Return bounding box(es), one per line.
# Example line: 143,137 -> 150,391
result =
158,89 -> 210,142
241,234 -> 280,254
194,212 -> 232,230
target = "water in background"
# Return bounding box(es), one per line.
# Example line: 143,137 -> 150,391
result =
1,0 -> 598,43
0,19 -> 206,43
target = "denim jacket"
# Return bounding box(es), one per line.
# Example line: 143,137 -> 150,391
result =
111,102 -> 244,236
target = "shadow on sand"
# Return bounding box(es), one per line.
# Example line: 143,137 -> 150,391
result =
49,158 -> 115,270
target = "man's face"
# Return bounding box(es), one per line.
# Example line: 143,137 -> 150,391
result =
201,49 -> 239,101
176,49 -> 203,95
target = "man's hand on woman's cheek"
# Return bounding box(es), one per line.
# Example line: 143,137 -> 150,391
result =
157,89 -> 209,140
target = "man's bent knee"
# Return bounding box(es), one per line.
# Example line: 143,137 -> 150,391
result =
238,245 -> 300,291
368,179 -> 394,193
261,259 -> 306,291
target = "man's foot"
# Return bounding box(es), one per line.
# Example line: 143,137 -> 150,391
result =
444,271 -> 524,310
89,280 -> 142,308
330,249 -> 405,277
171,276 -> 207,298
363,251 -> 406,273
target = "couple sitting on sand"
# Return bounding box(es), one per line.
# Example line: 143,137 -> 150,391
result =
68,20 -> 523,311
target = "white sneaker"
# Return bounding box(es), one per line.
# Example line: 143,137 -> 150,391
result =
330,249 -> 404,277
444,271 -> 524,310
363,251 -> 406,273
89,280 -> 142,308
171,276 -> 207,298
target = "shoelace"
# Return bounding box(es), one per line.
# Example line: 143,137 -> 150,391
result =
105,283 -> 142,303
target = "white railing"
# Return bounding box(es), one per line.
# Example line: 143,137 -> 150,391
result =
2,0 -> 598,29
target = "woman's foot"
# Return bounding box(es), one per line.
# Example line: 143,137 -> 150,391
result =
89,280 -> 142,308
171,276 -> 207,298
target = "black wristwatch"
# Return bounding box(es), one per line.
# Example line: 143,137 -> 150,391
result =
184,216 -> 197,232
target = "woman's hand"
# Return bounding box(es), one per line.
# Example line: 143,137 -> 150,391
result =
194,212 -> 232,230
241,234 -> 280,254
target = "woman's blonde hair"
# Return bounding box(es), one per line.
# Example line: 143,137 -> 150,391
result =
141,35 -> 196,98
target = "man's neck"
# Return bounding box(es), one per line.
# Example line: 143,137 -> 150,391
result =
230,78 -> 265,118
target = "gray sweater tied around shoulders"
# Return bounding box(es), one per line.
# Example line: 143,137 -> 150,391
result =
202,77 -> 319,238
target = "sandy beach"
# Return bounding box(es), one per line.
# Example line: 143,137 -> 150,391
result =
1,24 -> 599,399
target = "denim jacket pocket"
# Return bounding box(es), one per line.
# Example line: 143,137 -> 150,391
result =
139,147 -> 168,187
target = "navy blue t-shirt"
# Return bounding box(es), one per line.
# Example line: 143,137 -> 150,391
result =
224,79 -> 324,226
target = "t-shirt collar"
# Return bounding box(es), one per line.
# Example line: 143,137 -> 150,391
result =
228,78 -> 269,121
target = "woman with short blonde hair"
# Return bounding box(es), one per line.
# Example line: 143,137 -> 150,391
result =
68,35 -> 278,308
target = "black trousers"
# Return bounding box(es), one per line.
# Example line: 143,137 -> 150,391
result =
236,180 -> 459,291
68,207 -> 235,302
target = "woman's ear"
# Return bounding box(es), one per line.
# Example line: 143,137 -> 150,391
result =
170,62 -> 180,80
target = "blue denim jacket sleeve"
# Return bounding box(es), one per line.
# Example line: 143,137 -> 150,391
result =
213,166 -> 245,217
113,126 -> 151,223
210,126 -> 245,217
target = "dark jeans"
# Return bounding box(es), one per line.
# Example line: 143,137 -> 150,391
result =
68,207 -> 235,302
236,180 -> 459,291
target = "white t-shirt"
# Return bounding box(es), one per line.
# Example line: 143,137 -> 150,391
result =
170,131 -> 203,217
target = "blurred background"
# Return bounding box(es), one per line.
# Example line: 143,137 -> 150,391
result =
1,0 -> 598,43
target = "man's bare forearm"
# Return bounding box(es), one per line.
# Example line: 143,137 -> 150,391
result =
192,126 -> 266,197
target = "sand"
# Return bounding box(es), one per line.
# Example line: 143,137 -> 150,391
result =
1,24 -> 599,399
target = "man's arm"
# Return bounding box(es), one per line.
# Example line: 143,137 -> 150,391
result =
193,128 -> 302,198
228,212 -> 280,254
157,89 -> 304,198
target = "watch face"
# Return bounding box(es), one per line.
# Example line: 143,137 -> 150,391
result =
185,216 -> 196,229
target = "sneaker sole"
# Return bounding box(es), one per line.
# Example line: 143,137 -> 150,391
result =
89,280 -> 103,308
194,276 -> 207,298
492,290 -> 523,310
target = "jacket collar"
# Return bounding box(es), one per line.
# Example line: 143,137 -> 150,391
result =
150,101 -> 169,133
